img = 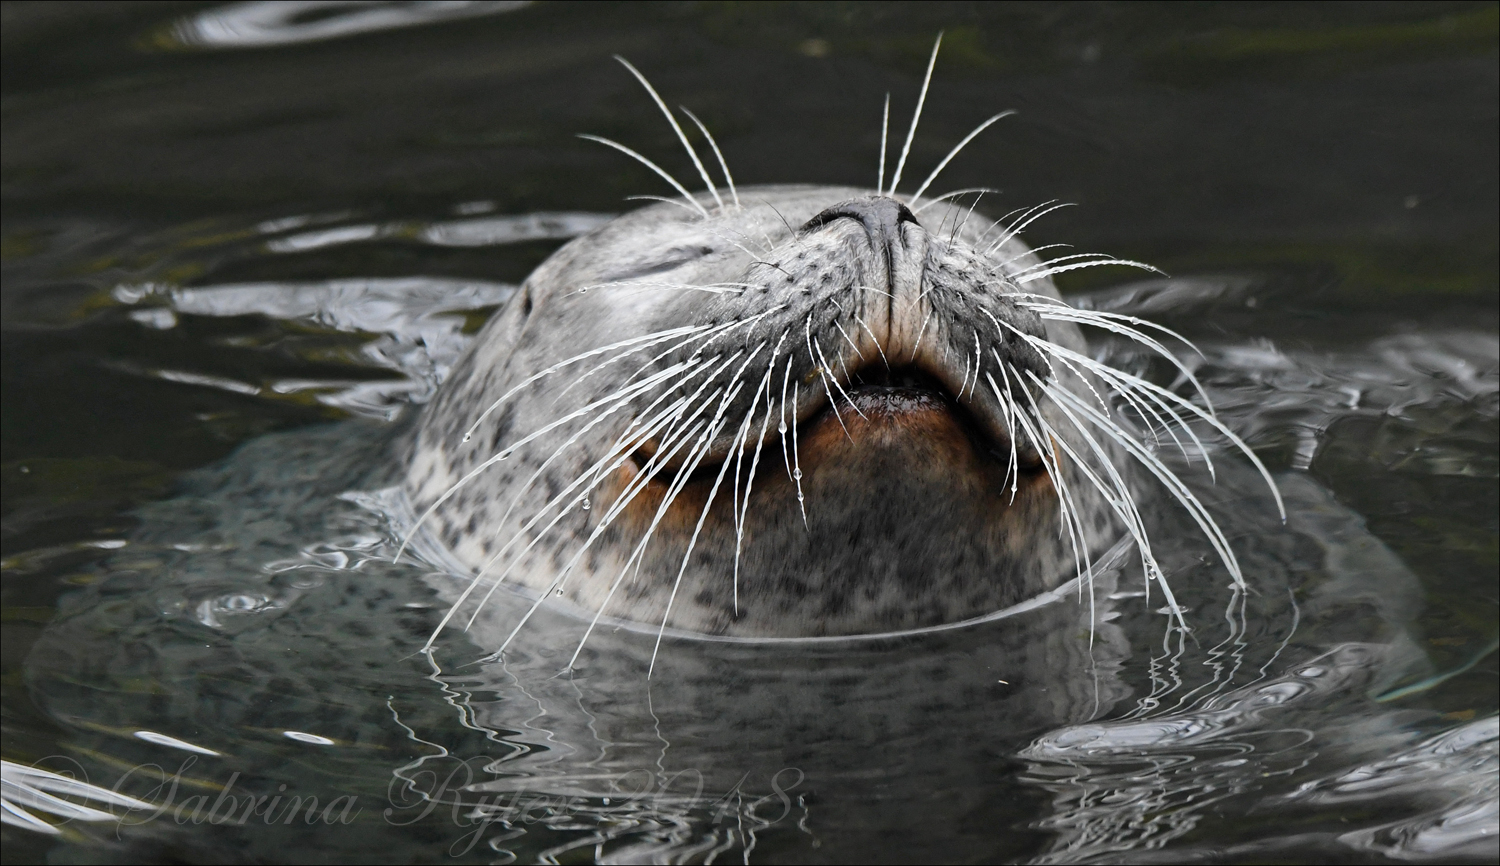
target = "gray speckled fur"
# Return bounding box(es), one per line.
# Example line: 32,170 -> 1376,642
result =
407,186 -> 1122,636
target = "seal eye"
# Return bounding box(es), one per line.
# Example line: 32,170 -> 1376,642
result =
606,245 -> 715,281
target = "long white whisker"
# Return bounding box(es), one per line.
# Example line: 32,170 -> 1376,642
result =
985,370 -> 1020,500
573,369 -> 754,670
424,357 -> 714,649
460,325 -> 708,445
1009,292 -> 1215,412
888,33 -> 942,197
813,337 -> 866,424
578,134 -> 708,218
443,385 -> 703,644
1027,377 -> 1173,617
1025,340 -> 1206,473
650,405 -> 749,675
622,194 -> 702,215
512,385 -> 730,659
987,201 -> 1074,252
909,309 -> 934,363
399,362 -> 693,563
909,111 -> 1015,207
735,356 -> 782,615
679,106 -> 738,208
1034,338 -> 1283,518
1016,257 -> 1161,283
791,381 -> 807,524
1005,384 -> 1095,602
1043,375 -> 1246,589
614,56 -> 722,210
912,186 -> 1002,214
877,93 -> 891,195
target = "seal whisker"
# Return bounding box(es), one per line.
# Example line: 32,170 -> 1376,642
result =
812,336 -> 867,425
1041,374 -> 1247,591
557,415 -> 716,664
733,354 -> 783,614
623,194 -> 704,215
887,33 -> 943,197
1028,340 -> 1208,469
613,56 -> 724,211
986,201 -> 1075,253
550,318 -> 755,410
913,186 -> 1002,214
949,189 -> 989,245
611,304 -> 792,401
651,405 -> 744,676
790,380 -> 807,523
844,307 -> 891,369
1004,384 -> 1098,607
679,106 -> 739,208
1016,297 -> 1217,415
908,308 -> 935,363
969,330 -> 983,398
1028,378 -> 1181,621
578,134 -> 709,218
983,309 -> 1113,412
777,354 -> 795,483
506,384 -> 733,658
831,317 -> 865,362
908,111 -> 1015,207
984,370 -> 1022,501
1014,256 -> 1162,284
1008,247 -> 1116,274
444,383 -> 706,643
400,362 -> 700,564
423,363 -> 712,648
477,356 -> 721,567
1034,340 -> 1284,519
567,370 -> 756,667
459,324 -> 709,446
972,202 -> 1037,249
877,93 -> 890,194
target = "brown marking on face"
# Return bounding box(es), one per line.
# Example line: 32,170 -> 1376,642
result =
601,390 -> 1052,544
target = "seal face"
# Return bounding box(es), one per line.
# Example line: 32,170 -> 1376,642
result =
404,185 -> 1128,637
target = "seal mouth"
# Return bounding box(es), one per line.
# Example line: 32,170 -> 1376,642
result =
632,360 -> 1045,482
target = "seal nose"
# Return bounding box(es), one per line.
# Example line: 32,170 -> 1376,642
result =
800,197 -> 920,250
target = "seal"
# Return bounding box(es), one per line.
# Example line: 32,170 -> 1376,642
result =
400,47 -> 1277,645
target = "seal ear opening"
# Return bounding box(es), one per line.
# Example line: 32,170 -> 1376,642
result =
518,286 -> 533,320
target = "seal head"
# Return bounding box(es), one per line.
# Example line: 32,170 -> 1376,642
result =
406,185 -> 1121,637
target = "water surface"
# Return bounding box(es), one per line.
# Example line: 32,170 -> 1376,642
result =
3,3 -> 1496,863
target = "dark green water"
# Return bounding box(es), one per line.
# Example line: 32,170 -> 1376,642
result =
3,2 -> 1496,863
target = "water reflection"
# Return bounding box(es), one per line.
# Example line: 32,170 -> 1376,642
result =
167,1 -> 531,49
13,255 -> 1495,860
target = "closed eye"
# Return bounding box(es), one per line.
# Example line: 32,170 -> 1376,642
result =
605,245 -> 715,282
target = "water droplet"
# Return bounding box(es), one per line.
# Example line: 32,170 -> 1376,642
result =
581,498 -> 591,510
797,493 -> 805,502
579,288 -> 588,294
778,421 -> 788,434
462,434 -> 472,443
792,468 -> 802,480
555,588 -> 564,595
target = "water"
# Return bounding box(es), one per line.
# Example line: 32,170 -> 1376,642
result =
3,3 -> 1496,863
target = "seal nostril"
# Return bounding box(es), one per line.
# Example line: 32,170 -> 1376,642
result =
800,196 -> 920,241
